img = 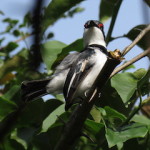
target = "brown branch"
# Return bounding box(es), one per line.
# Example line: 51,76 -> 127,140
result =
0,34 -> 32,51
111,47 -> 150,77
121,24 -> 150,56
55,23 -> 150,149
54,56 -> 121,150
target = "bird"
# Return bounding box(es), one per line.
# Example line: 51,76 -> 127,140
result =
64,20 -> 108,110
21,20 -> 108,111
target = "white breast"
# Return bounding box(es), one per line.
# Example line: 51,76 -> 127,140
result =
76,49 -> 107,97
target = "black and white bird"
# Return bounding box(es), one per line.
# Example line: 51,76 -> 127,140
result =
21,20 -> 108,110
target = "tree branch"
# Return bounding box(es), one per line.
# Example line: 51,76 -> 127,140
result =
0,34 -> 32,51
54,56 -> 121,150
106,0 -> 123,44
54,22 -> 150,150
121,24 -> 150,56
110,47 -> 150,77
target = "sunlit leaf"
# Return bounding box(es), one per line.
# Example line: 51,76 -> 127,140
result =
41,40 -> 66,70
132,115 -> 150,126
122,64 -> 135,72
52,38 -> 83,69
106,123 -> 148,148
42,104 -> 65,132
111,69 -> 147,104
133,68 -> 147,80
111,72 -> 138,103
90,107 -> 102,123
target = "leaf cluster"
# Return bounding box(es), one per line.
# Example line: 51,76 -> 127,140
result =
0,0 -> 150,150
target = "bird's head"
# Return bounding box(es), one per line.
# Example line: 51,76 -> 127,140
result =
83,20 -> 106,48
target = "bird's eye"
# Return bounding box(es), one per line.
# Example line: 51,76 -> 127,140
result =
98,23 -> 103,28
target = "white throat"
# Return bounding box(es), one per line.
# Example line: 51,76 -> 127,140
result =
83,27 -> 106,48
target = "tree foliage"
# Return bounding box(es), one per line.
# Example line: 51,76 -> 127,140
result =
0,0 -> 150,150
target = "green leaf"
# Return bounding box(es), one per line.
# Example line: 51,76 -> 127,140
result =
138,69 -> 150,96
96,81 -> 128,115
111,70 -> 147,104
0,55 -> 25,79
42,104 -> 65,132
3,85 -> 20,100
99,0 -> 118,22
0,37 -> 5,45
41,41 -> 66,70
52,39 -> 83,69
13,30 -> 20,37
0,52 -> 6,57
131,115 -> 150,126
2,138 -> 25,150
17,99 -> 62,127
125,25 -> 150,50
90,107 -> 102,123
3,18 -> 18,25
133,68 -> 147,80
5,42 -> 18,53
111,72 -> 138,103
42,0 -> 84,32
85,119 -> 104,135
67,7 -> 84,17
104,106 -> 126,121
47,32 -> 54,39
0,97 -> 17,121
0,10 -> 4,15
122,63 -> 135,72
144,0 -> 150,7
106,123 -> 148,148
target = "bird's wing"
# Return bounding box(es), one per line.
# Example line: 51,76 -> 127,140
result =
63,51 -> 94,110
54,52 -> 79,74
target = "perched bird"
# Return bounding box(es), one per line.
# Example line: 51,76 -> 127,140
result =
21,20 -> 108,111
64,20 -> 108,110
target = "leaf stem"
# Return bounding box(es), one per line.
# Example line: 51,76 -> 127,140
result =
121,24 -> 150,56
110,47 -> 150,77
120,96 -> 150,127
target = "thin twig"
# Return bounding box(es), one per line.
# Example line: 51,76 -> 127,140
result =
0,34 -> 32,51
106,0 -> 123,44
110,48 -> 150,77
120,96 -> 150,127
121,24 -> 150,56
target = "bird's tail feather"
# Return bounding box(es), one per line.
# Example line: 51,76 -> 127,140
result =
21,78 -> 51,102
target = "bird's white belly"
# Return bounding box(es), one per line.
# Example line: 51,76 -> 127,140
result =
77,50 -> 107,97
46,69 -> 69,94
